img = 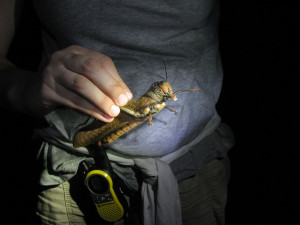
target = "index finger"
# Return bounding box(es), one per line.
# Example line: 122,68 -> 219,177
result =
64,46 -> 133,100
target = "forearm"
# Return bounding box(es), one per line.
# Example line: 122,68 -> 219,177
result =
0,0 -> 29,113
0,63 -> 36,115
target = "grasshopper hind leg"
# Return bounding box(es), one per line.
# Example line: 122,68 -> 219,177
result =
119,106 -> 148,118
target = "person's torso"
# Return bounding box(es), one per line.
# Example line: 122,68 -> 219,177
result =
33,0 -> 222,157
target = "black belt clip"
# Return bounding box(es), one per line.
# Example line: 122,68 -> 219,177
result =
80,145 -> 128,223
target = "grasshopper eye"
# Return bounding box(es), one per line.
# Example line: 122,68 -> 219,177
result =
158,81 -> 176,100
165,82 -> 174,96
158,81 -> 169,94
165,82 -> 177,100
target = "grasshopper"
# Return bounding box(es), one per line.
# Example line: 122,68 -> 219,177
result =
73,80 -> 201,148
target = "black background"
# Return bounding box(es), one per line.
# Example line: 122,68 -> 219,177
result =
219,1 -> 298,225
1,1 -> 299,224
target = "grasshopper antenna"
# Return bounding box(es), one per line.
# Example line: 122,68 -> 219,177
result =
148,60 -> 168,81
173,88 -> 202,96
149,72 -> 165,80
163,60 -> 168,80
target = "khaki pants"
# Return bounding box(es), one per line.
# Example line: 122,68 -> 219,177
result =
36,157 -> 230,225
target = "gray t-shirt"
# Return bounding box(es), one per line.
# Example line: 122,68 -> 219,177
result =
33,0 -> 234,185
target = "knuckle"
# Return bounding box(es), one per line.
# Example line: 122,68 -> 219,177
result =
81,58 -> 99,74
98,55 -> 113,70
72,75 -> 89,91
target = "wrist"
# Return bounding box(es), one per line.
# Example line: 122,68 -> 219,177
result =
0,66 -> 37,115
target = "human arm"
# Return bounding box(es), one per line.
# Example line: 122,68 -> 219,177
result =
0,0 -> 132,122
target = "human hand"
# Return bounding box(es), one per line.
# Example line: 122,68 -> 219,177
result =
24,45 -> 132,122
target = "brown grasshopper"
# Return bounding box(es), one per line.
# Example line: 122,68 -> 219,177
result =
73,80 -> 201,148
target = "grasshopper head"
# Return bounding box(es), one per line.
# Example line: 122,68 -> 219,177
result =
158,80 -> 177,101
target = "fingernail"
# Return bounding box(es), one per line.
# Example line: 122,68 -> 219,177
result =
111,105 -> 120,116
117,93 -> 128,106
124,89 -> 133,100
103,113 -> 113,120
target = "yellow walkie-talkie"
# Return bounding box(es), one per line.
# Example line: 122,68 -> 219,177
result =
80,146 -> 128,222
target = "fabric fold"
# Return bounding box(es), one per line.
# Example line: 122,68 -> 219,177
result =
134,158 -> 182,225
